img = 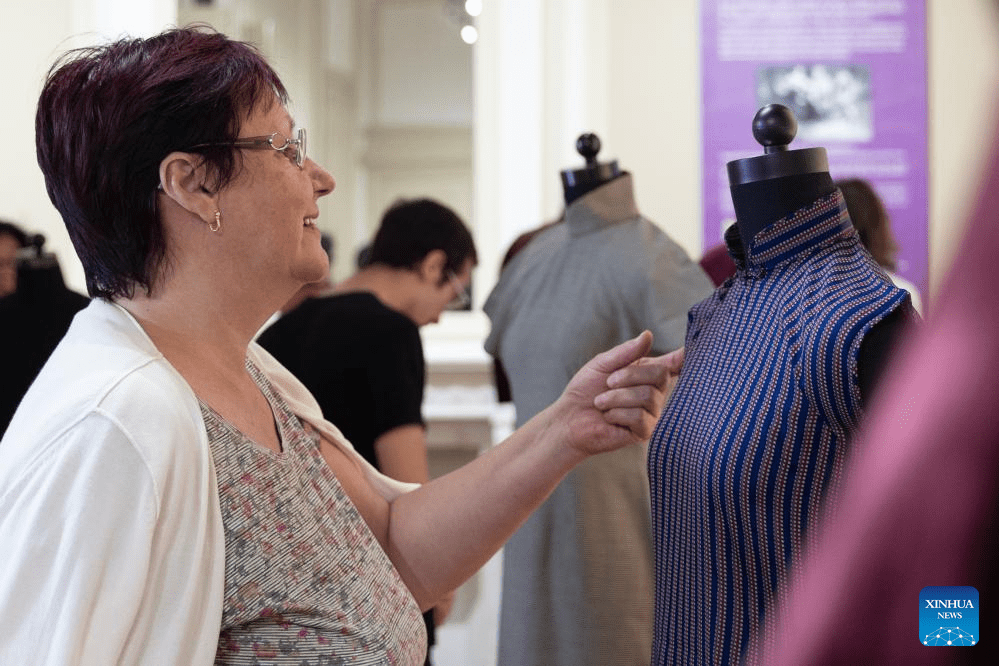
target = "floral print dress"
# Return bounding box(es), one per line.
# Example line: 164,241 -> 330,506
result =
201,360 -> 426,665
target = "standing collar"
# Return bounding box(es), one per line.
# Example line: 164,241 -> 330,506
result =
565,173 -> 640,238
725,190 -> 855,272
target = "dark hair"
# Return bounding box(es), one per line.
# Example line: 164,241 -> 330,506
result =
35,25 -> 288,299
836,178 -> 899,272
368,198 -> 477,280
0,220 -> 28,247
320,232 -> 335,263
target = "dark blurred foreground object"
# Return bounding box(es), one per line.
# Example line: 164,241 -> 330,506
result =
0,234 -> 89,435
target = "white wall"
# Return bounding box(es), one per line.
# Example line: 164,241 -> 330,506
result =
606,1 -> 704,258
375,2 -> 473,126
927,0 -> 999,299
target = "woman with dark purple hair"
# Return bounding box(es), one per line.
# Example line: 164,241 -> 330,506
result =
0,26 -> 678,665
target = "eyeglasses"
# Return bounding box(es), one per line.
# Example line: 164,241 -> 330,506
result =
190,128 -> 307,169
445,269 -> 471,309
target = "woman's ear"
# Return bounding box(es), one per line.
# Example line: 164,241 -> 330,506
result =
158,152 -> 217,223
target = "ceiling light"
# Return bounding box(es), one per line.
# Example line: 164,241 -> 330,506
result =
460,24 -> 478,44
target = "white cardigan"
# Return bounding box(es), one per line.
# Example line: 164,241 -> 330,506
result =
0,299 -> 416,665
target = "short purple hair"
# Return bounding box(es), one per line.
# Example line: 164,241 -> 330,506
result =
35,25 -> 288,299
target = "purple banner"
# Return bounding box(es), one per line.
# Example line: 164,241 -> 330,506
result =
701,0 -> 928,297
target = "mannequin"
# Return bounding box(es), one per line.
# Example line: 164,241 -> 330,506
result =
561,133 -> 623,205
726,104 -> 909,404
487,132 -> 713,666
645,105 -> 914,666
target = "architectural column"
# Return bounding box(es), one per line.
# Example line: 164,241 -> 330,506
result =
473,0 -> 545,291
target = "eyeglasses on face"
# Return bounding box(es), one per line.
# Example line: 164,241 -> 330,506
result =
189,128 -> 307,169
445,269 -> 471,310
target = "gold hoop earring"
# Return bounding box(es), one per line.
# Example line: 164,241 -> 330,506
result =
209,210 -> 222,233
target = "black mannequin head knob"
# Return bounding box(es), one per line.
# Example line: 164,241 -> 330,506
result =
28,233 -> 46,256
576,133 -> 602,166
752,104 -> 797,153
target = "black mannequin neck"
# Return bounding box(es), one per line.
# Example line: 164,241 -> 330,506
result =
562,165 -> 623,206
730,171 -> 835,246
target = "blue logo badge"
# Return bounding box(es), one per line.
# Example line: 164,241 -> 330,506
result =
920,586 -> 979,646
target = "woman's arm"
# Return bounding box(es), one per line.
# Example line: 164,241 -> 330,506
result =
374,424 -> 456,620
384,332 -> 682,608
374,424 -> 430,484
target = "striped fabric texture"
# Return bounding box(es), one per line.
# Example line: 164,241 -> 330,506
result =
648,191 -> 909,665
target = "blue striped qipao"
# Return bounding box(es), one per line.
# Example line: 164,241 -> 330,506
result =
648,191 -> 909,665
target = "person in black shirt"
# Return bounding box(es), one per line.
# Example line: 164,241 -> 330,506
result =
0,231 -> 89,436
258,198 -> 476,665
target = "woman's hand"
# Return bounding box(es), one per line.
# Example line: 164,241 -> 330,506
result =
553,332 -> 684,458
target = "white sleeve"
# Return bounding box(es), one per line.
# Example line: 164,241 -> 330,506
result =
0,410 -> 222,665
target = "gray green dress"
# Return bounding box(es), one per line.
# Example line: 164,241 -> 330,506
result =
484,174 -> 714,666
